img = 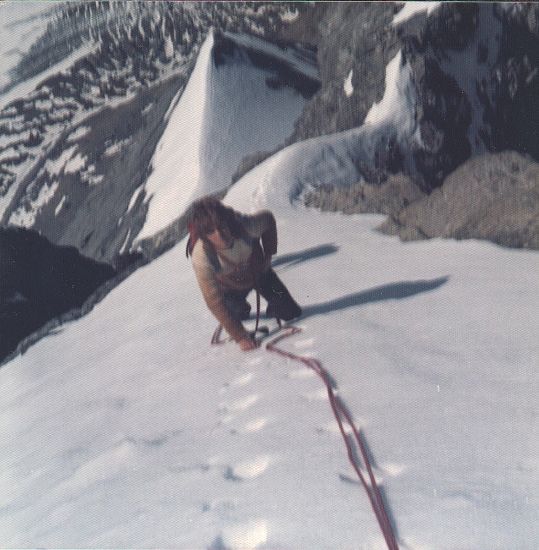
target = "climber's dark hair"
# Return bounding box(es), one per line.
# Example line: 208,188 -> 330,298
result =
186,196 -> 242,257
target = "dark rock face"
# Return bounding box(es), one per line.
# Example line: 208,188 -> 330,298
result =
284,3 -> 538,192
483,4 -> 539,161
0,228 -> 115,362
379,151 -> 539,249
410,56 -> 472,190
283,3 -> 400,143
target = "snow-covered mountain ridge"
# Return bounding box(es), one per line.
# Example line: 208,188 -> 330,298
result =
0,2 -> 320,361
1,2 -> 537,266
0,0 -> 538,385
0,2 -> 317,261
0,2 -> 538,357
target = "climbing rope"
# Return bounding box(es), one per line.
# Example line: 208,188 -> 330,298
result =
211,319 -> 399,549
265,326 -> 399,550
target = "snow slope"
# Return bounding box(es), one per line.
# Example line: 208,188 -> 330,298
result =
135,30 -> 316,242
138,40 -> 418,241
224,48 -> 418,214
1,198 -> 537,549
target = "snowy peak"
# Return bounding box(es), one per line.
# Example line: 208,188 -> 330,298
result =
0,2 -> 311,257
133,29 -> 319,245
0,14 -> 320,261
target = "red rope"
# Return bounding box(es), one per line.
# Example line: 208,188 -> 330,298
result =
265,326 -> 399,550
210,307 -> 399,548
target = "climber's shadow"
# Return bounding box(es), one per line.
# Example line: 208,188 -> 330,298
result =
272,243 -> 339,269
298,277 -> 449,320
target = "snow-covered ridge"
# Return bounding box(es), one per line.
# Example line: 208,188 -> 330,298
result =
136,38 -> 418,239
134,30 -> 320,243
0,1 -> 317,252
226,48 -> 419,213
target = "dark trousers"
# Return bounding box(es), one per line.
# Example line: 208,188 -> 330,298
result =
224,268 -> 301,322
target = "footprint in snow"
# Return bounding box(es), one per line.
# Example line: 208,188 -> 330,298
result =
232,372 -> 255,387
240,417 -> 268,433
229,416 -> 269,436
210,519 -> 268,550
287,367 -> 316,380
219,373 -> 255,395
379,461 -> 407,477
219,394 -> 259,414
303,387 -> 330,401
224,455 -> 271,481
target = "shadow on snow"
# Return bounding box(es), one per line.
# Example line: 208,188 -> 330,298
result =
270,244 -> 448,320
298,277 -> 449,320
272,243 -> 339,269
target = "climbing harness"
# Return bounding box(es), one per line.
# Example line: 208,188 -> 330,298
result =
211,304 -> 399,550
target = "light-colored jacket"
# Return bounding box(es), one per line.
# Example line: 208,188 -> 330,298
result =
191,210 -> 277,342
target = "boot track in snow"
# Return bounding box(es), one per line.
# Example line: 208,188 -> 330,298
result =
211,321 -> 400,550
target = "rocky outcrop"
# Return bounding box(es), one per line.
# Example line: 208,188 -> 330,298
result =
0,227 -> 116,363
5,74 -> 185,264
304,173 -> 425,216
379,151 -> 539,249
282,3 -> 539,191
482,4 -> 539,162
282,3 -> 400,143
